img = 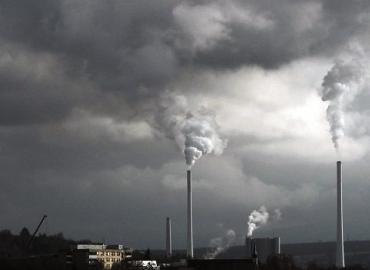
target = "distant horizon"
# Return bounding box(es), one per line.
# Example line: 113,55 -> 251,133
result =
3,226 -> 369,251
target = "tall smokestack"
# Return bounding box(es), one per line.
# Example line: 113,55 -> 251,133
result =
166,217 -> 172,257
187,170 -> 194,258
336,161 -> 345,268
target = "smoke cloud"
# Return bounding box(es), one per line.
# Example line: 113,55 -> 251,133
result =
272,208 -> 282,221
247,206 -> 282,237
247,206 -> 269,237
158,92 -> 227,168
204,229 -> 236,259
320,57 -> 366,150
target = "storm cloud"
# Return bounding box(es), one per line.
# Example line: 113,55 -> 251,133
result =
1,0 -> 370,249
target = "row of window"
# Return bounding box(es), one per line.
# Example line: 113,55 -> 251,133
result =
97,251 -> 123,256
104,258 -> 121,263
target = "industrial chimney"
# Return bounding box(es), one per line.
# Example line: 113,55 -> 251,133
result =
187,170 -> 194,258
336,161 -> 345,268
166,217 -> 172,257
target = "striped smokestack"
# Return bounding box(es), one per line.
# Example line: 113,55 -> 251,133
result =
336,161 -> 345,268
187,169 -> 194,258
166,217 -> 172,257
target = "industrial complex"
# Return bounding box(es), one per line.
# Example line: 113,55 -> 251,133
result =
0,161 -> 353,270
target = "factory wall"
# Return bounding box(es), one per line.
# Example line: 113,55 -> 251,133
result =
246,237 -> 280,263
187,259 -> 258,270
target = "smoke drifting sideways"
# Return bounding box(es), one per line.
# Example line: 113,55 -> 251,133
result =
158,92 -> 227,169
204,229 -> 236,259
247,206 -> 282,237
320,57 -> 366,151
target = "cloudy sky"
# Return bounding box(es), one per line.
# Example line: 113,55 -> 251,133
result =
1,0 -> 370,250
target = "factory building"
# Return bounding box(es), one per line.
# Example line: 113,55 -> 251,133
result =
246,237 -> 280,263
187,259 -> 258,270
75,244 -> 133,269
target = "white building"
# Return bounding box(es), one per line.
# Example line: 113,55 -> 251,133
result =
75,243 -> 132,269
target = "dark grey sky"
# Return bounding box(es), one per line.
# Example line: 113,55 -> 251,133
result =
1,0 -> 370,249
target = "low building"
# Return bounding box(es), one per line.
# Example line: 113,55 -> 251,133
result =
75,243 -> 132,269
187,259 -> 258,270
122,260 -> 160,270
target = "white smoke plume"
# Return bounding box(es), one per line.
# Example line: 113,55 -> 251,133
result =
158,91 -> 227,168
320,57 -> 366,151
272,208 -> 282,221
247,206 -> 269,237
204,229 -> 236,259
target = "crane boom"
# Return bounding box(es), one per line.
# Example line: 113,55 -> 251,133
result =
27,214 -> 47,249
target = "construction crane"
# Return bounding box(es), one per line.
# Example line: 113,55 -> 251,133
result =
27,214 -> 47,250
